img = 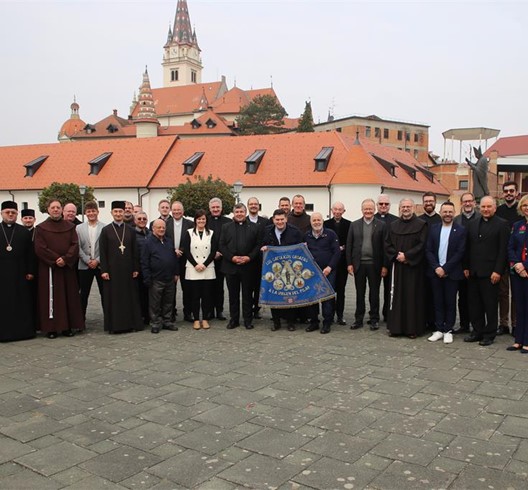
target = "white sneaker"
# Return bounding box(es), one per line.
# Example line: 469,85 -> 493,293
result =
428,331 -> 444,342
443,332 -> 453,344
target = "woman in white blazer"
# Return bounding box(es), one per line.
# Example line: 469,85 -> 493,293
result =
181,210 -> 218,330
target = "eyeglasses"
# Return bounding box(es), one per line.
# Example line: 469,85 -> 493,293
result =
462,200 -> 474,204
504,189 -> 517,194
3,210 -> 17,214
136,218 -> 147,221
378,203 -> 389,206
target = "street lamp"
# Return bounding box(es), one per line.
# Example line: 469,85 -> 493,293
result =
233,180 -> 243,204
79,184 -> 87,222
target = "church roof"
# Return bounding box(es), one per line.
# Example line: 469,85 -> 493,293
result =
168,0 -> 199,49
71,111 -> 133,139
210,86 -> 278,115
58,99 -> 86,139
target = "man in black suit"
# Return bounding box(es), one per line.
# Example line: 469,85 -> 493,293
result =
247,197 -> 268,320
220,203 -> 262,330
463,196 -> 510,346
166,201 -> 193,322
346,198 -> 387,331
207,197 -> 231,320
374,194 -> 398,322
324,202 -> 351,325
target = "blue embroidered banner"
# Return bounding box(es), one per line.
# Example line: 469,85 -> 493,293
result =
259,243 -> 336,308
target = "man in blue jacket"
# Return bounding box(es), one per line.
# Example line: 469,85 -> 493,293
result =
305,212 -> 341,334
141,219 -> 179,334
425,201 -> 467,344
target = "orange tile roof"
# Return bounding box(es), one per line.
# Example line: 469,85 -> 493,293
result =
72,112 -> 133,139
0,137 -> 177,190
210,87 -> 279,115
485,135 -> 528,157
131,81 -> 225,117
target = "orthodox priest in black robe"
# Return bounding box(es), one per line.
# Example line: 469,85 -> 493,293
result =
0,201 -> 36,342
385,199 -> 428,338
34,199 -> 84,338
99,201 -> 143,333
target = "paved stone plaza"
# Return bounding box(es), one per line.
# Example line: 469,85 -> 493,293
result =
1,284 -> 528,489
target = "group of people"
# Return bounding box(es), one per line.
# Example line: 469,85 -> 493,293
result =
1,182 -> 527,354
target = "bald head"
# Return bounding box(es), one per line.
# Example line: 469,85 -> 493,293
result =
331,202 -> 345,220
152,219 -> 167,239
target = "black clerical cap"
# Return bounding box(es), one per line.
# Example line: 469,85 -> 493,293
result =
1,201 -> 18,211
21,208 -> 35,217
111,201 -> 126,210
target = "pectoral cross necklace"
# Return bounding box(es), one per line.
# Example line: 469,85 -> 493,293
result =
1,223 -> 15,252
112,223 -> 126,254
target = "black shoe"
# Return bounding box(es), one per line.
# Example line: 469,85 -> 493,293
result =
506,344 -> 522,351
184,315 -> 193,323
151,327 -> 160,334
162,325 -> 178,331
245,324 -> 254,330
216,314 -> 227,321
479,338 -> 494,346
496,326 -> 509,336
366,319 -> 372,325
47,332 -> 58,339
271,321 -> 281,331
62,330 -> 75,337
336,318 -> 346,326
227,321 -> 239,330
464,334 -> 482,343
305,324 -> 319,332
321,324 -> 331,334
253,312 -> 262,320
287,324 -> 296,331
350,321 -> 363,330
370,322 -> 379,331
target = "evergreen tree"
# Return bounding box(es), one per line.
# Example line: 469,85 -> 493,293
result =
237,95 -> 287,135
168,175 -> 236,217
39,182 -> 95,213
297,101 -> 314,132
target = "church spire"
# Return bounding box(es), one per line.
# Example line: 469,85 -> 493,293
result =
171,0 -> 197,47
135,67 -> 159,138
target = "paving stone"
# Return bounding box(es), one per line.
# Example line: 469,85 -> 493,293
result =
237,427 -> 311,459
117,417 -> 147,430
120,471 -> 162,489
111,422 -> 183,451
370,433 -> 443,466
250,405 -> 319,432
369,410 -> 443,438
15,440 -> 97,476
0,467 -> 62,489
192,404 -> 255,428
513,439 -> 528,462
148,449 -> 231,488
175,425 -> 246,455
262,390 -> 324,411
426,394 -> 489,416
0,414 -> 70,442
160,387 -> 212,406
195,476 -> 239,489
217,453 -> 299,488
0,435 -> 34,463
91,400 -> 160,424
488,399 -> 528,419
499,415 -> 528,439
80,446 -> 161,482
474,381 -> 527,400
0,461 -> 24,478
303,431 -> 376,464
464,367 -> 517,383
313,390 -> 382,412
50,466 -> 94,486
369,379 -> 428,397
210,388 -> 268,408
451,464 -> 528,489
428,455 -> 468,474
370,460 -> 456,489
27,434 -> 63,449
149,443 -> 185,459
419,379 -> 482,398
0,394 -> 45,416
369,393 -> 437,416
505,458 -> 528,478
309,408 -> 379,436
59,475 -> 126,489
435,412 -> 504,440
110,385 -> 170,404
223,373 -> 276,391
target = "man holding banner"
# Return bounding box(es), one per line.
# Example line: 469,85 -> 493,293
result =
261,209 -> 303,331
305,213 -> 341,334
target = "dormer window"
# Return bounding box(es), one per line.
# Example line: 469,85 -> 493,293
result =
89,152 -> 112,175
24,155 -> 48,177
191,119 -> 201,129
417,165 -> 435,183
182,152 -> 204,175
245,149 -> 266,174
106,124 -> 118,134
314,147 -> 333,172
372,154 -> 396,177
396,161 -> 417,180
205,118 -> 217,129
84,124 -> 96,134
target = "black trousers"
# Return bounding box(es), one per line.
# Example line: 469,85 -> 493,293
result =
468,276 -> 499,341
354,263 -> 381,323
333,264 -> 348,320
271,308 -> 295,324
149,279 -> 175,328
226,270 -> 254,325
457,278 -> 470,329
79,268 -> 103,318
251,259 -> 262,313
189,279 -> 214,320
431,275 -> 459,332
381,271 -> 391,321
211,266 -> 226,317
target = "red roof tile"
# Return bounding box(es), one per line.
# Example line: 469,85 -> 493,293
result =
485,135 -> 528,157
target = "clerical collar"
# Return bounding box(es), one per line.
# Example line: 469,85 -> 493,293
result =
425,212 -> 437,217
113,221 -> 124,226
2,222 -> 13,227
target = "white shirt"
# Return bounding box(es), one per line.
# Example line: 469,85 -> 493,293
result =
173,218 -> 183,250
438,224 -> 452,266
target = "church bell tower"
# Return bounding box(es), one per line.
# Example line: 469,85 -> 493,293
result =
162,0 -> 203,87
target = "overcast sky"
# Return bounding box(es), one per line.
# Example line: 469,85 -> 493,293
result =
0,0 -> 526,160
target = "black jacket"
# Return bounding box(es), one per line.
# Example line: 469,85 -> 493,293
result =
219,219 -> 262,274
346,218 -> 387,272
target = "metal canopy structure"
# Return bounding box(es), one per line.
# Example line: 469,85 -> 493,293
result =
442,127 -> 500,163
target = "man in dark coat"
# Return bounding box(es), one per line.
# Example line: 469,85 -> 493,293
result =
288,194 -> 311,234
0,201 -> 36,342
99,201 -> 143,333
425,201 -> 467,345
305,212 -> 341,334
261,209 -> 303,331
34,199 -> 84,338
207,197 -> 231,320
134,211 -> 151,325
346,199 -> 387,331
385,198 -> 428,338
463,196 -> 510,346
220,203 -> 262,330
324,201 -> 351,325
374,194 -> 398,322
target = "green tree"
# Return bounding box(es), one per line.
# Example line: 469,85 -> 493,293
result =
168,175 -> 236,217
38,182 -> 96,213
297,100 -> 314,132
237,94 -> 288,135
